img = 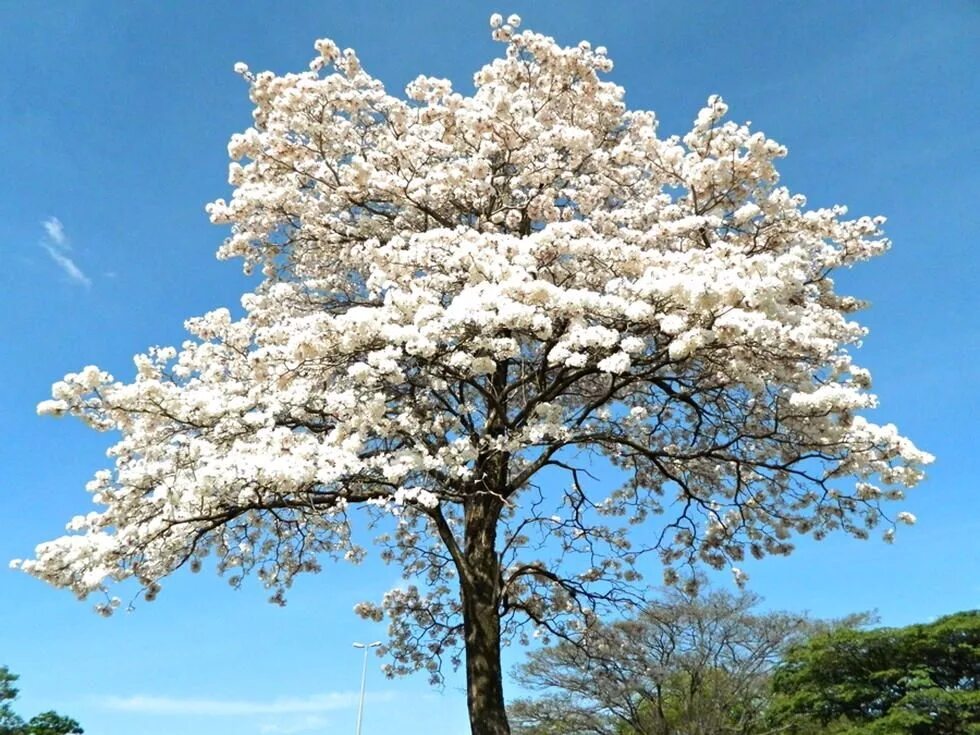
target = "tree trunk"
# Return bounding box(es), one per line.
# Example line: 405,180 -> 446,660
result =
461,493 -> 511,735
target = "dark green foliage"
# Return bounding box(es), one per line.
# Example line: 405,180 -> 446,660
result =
22,712 -> 83,735
0,667 -> 22,735
770,610 -> 980,734
0,668 -> 82,735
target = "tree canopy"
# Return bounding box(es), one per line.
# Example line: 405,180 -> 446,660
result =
509,587 -> 867,735
0,667 -> 83,735
17,14 -> 930,735
770,610 -> 980,734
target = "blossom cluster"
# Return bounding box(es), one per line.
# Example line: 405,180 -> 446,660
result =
17,16 -> 930,676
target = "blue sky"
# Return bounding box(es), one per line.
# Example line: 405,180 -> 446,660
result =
1,1 -> 977,734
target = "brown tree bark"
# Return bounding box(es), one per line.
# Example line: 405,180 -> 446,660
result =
461,492 -> 511,735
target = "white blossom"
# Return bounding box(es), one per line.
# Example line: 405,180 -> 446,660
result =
18,16 -> 930,699
597,352 -> 631,374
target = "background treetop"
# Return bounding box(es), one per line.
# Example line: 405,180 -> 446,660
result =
770,610 -> 980,734
509,586 -> 873,735
0,666 -> 83,735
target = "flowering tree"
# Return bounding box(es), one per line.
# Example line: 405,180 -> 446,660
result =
17,14 -> 931,735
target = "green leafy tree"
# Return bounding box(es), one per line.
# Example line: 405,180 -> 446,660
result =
22,713 -> 83,735
0,668 -> 82,735
770,611 -> 980,734
0,667 -> 23,735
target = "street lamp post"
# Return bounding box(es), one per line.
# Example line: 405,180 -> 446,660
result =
352,641 -> 381,735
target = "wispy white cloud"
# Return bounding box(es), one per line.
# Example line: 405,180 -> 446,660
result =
39,216 -> 91,287
42,216 -> 67,247
99,691 -> 381,716
41,242 -> 92,287
258,715 -> 331,734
